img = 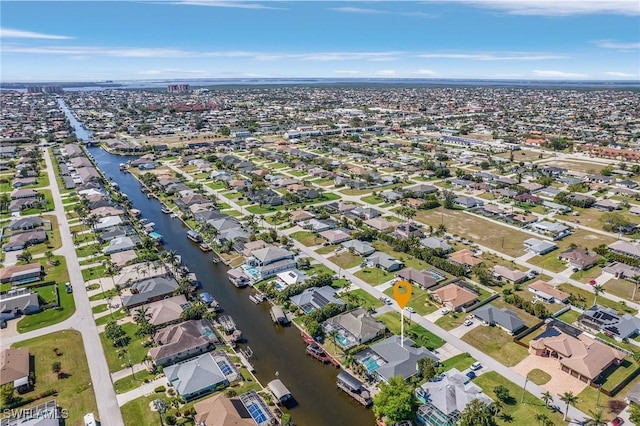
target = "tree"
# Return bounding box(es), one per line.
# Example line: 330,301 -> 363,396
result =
17,249 -> 33,263
494,385 -> 510,402
152,399 -> 167,426
417,357 -> 438,382
600,212 -> 632,233
560,391 -> 577,421
632,274 -> 640,300
180,301 -> 208,321
630,402 -> 640,424
584,409 -> 607,426
372,376 -> 417,425
472,263 -> 493,286
0,383 -> 16,406
593,284 -> 604,305
105,321 -> 130,347
51,361 -> 62,374
459,399 -> 497,426
442,190 -> 456,209
534,412 -> 552,426
541,390 -> 553,407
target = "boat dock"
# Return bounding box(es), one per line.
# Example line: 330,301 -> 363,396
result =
336,371 -> 372,407
269,305 -> 290,325
218,315 -> 236,334
267,379 -> 293,405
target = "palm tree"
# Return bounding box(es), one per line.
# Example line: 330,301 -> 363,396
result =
560,391 -> 577,421
0,192 -> 10,212
133,306 -> 151,325
541,390 -> 553,407
534,412 -> 550,426
593,284 -> 604,305
631,274 -> 640,300
585,409 -> 607,426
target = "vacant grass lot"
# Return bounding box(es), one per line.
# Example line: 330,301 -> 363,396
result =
440,352 -> 476,372
342,289 -> 384,309
414,207 -> 530,257
316,244 -> 339,254
12,331 -> 98,426
355,267 -> 394,286
382,285 -> 438,316
113,369 -> 159,394
434,312 -> 468,331
558,283 -> 636,315
475,371 -> 565,426
99,322 -> 147,372
289,230 -> 325,247
605,278 -> 640,302
461,325 -> 529,367
328,252 -> 363,269
376,312 -> 445,350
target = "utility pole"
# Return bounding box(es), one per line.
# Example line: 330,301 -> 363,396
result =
521,373 -> 529,403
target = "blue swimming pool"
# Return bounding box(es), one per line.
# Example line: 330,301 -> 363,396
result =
245,266 -> 259,278
426,269 -> 445,281
217,360 -> 233,376
362,356 -> 380,373
247,402 -> 268,424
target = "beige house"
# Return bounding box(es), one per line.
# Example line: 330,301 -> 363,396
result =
431,283 -> 478,312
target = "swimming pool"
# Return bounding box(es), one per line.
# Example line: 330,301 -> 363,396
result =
217,360 -> 233,376
336,332 -> 350,347
426,269 -> 445,281
244,266 -> 259,278
247,402 -> 269,424
361,356 -> 381,373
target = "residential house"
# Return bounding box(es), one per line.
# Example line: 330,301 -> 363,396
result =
448,249 -> 482,269
365,251 -> 404,272
351,207 -> 381,220
193,391 -> 276,426
579,305 -> 640,339
134,295 -> 189,327
393,223 -> 425,240
94,215 -> 124,231
300,218 -> 334,233
99,225 -> 136,242
558,247 -> 601,270
341,240 -> 375,256
3,231 -> 47,252
532,221 -> 571,240
432,283 -> 478,312
473,305 -> 526,335
0,263 -> 44,284
246,246 -> 296,279
420,237 -> 452,253
404,183 -> 438,198
149,319 -> 219,366
529,324 -> 624,384
416,368 -> 492,426
8,217 -> 44,231
10,189 -> 38,199
165,352 -> 239,400
102,236 -> 141,254
364,217 -> 396,232
0,288 -> 40,320
492,265 -> 526,284
397,268 -> 442,290
275,270 -> 307,290
524,238 -> 557,255
322,308 -> 386,350
594,199 -> 620,212
290,286 -> 345,313
355,335 -> 439,382
290,210 -> 315,223
320,229 -> 351,245
514,193 -> 543,204
121,277 -> 180,309
602,262 -> 640,280
0,348 -> 31,391
608,241 -> 640,259
527,280 -> 570,304
454,196 -> 483,209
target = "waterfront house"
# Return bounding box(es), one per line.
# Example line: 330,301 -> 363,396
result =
355,335 -> 439,382
134,295 -> 189,327
416,368 -> 492,426
102,236 -> 141,255
99,225 -> 136,242
290,286 -> 345,313
245,246 -> 297,280
322,308 -> 385,350
165,352 -> 239,400
193,391 -> 276,426
94,215 -> 124,231
0,263 -> 44,284
578,305 -> 640,340
431,284 -> 478,312
529,324 -> 624,384
149,319 -> 219,366
473,304 -> 525,335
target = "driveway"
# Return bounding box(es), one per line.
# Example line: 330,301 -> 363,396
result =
512,354 -> 589,396
449,319 -> 482,338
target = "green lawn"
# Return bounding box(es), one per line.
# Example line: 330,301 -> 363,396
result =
376,312 -> 445,349
528,368 -> 552,385
356,267 -> 395,286
99,322 -> 148,372
33,284 -> 57,305
475,371 -> 565,426
328,252 -> 363,269
11,331 -> 98,425
361,194 -> 385,205
92,304 -> 109,314
440,352 -> 476,372
113,369 -> 159,394
76,244 -> 103,258
82,265 -> 106,281
342,288 -> 384,309
434,312 -> 468,331
88,289 -> 119,301
556,309 -> 581,325
39,255 -> 69,283
558,283 -> 637,315
17,281 -> 76,333
461,325 -> 529,367
316,244 -> 339,254
383,285 -> 438,316
575,380 -> 634,422
95,308 -> 127,326
289,231 -> 325,247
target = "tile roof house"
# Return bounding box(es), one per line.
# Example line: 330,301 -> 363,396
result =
529,325 -> 624,384
363,217 -> 396,232
473,304 -> 526,335
322,308 -> 386,350
492,265 -> 526,284
527,280 -> 570,304
448,249 -> 482,269
558,247 -> 601,270
193,391 -> 275,426
319,229 -> 351,245
134,294 -> 189,327
149,319 -> 219,366
341,240 -> 375,256
165,352 -> 239,400
416,368 -> 492,426
0,263 -> 44,284
431,284 -> 478,312
579,305 -> 640,339
290,286 -> 345,313
356,335 -> 439,382
396,268 -> 441,289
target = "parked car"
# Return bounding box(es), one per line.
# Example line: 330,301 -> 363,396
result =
405,307 -> 416,314
470,362 -> 482,371
465,371 -> 476,380
611,417 -> 624,426
441,308 -> 450,315
463,319 -> 473,326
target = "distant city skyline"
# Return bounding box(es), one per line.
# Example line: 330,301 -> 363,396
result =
1,0 -> 639,82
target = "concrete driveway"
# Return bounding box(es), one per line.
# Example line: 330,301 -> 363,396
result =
512,354 -> 589,396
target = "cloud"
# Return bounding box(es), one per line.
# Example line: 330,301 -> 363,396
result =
334,70 -> 361,75
415,52 -> 568,60
139,68 -> 208,75
330,7 -> 384,14
376,70 -> 396,76
170,1 -> 285,9
455,0 -> 639,16
595,40 -> 640,50
604,71 -> 636,77
413,69 -> 438,76
2,45 -> 195,57
533,70 -> 588,78
0,27 -> 73,40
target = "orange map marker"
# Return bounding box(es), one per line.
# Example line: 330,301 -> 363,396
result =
392,280 -> 412,309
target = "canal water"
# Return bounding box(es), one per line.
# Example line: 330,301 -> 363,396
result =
59,99 -> 375,425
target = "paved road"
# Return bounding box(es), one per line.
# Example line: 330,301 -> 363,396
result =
168,162 -> 591,423
1,148 -> 124,426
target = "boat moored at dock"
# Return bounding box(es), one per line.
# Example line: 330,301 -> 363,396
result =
336,371 -> 372,407
186,229 -> 203,243
269,305 -> 290,325
267,379 -> 293,405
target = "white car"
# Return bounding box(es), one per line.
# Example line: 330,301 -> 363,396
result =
463,319 -> 473,326
441,308 -> 450,315
470,362 -> 482,371
405,307 -> 416,314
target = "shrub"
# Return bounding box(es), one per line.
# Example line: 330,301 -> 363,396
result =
154,386 -> 166,393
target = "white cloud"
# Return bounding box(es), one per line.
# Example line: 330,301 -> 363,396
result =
595,40 -> 640,50
334,70 -> 361,75
455,0 -> 639,16
171,1 -> 285,10
415,52 -> 568,60
2,45 -> 195,57
376,70 -> 396,76
413,69 -> 438,76
533,70 -> 588,78
0,27 -> 73,40
330,7 -> 384,14
604,71 -> 637,77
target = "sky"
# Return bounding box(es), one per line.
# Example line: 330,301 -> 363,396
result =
1,1 -> 639,81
